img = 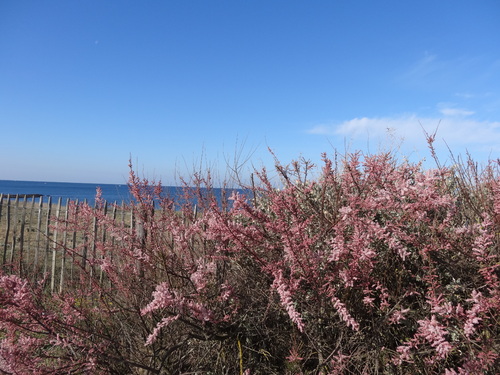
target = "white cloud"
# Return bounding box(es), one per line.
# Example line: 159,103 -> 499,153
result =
438,106 -> 474,117
307,114 -> 500,160
308,114 -> 424,140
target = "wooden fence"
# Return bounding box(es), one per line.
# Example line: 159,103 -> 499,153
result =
0,193 -> 135,293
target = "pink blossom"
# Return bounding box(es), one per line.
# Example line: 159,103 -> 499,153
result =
393,344 -> 413,365
338,206 -> 353,219
272,270 -> 305,332
190,261 -> 216,291
328,352 -> 350,375
331,296 -> 359,331
362,295 -> 375,307
141,282 -> 176,315
416,315 -> 452,358
145,314 -> 180,346
389,308 -> 410,324
463,290 -> 485,338
286,347 -> 303,362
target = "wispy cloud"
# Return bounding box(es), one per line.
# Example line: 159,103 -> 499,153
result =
405,52 -> 443,81
454,92 -> 475,99
399,53 -> 499,94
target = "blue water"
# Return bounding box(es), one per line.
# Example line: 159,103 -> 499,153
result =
0,180 -> 131,204
0,180 -> 246,207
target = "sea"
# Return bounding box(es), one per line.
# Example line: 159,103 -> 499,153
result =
0,180 -> 243,206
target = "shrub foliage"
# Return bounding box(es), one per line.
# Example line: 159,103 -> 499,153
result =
1,149 -> 499,374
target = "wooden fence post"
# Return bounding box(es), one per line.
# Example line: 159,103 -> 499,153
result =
81,199 -> 88,272
59,198 -> 70,294
51,197 -> 62,293
0,194 -> 9,267
89,206 -> 98,283
33,197 -> 43,280
10,195 -> 20,268
43,196 -> 52,274
18,195 -> 28,276
99,201 -> 110,285
25,197 -> 36,274
70,199 -> 79,283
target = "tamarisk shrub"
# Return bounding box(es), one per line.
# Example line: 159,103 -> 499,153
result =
206,151 -> 500,373
1,151 -> 499,374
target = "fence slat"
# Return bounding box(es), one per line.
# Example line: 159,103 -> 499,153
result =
70,199 -> 79,283
51,197 -> 62,293
18,196 -> 28,276
43,196 -> 52,274
59,198 -> 70,293
1,194 -> 9,266
88,208 -> 98,283
98,202 -> 109,285
33,197 -> 43,279
25,197 -> 36,272
10,195 -> 20,267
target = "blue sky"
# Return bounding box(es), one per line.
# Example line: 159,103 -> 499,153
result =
1,1 -> 499,185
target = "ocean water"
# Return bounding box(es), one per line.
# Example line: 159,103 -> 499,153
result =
0,180 -> 239,206
0,180 -> 131,204
0,180 -> 225,204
